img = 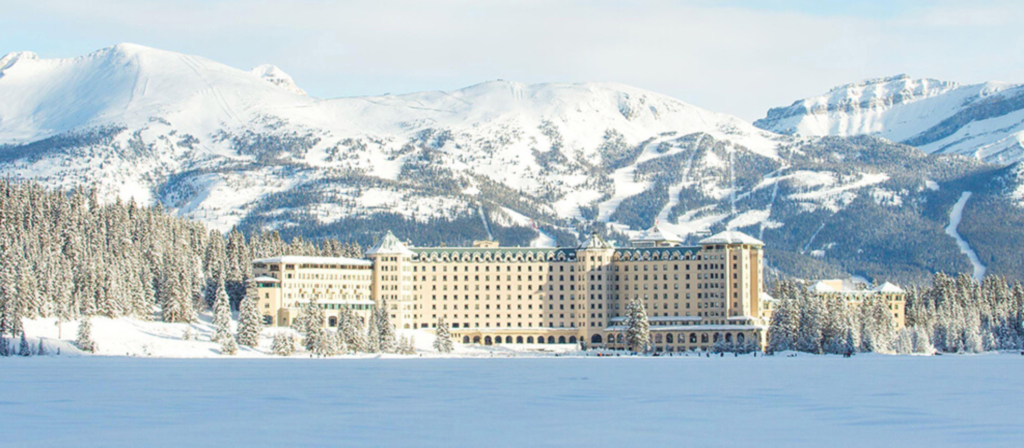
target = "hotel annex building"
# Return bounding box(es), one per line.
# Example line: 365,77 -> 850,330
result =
253,227 -> 769,352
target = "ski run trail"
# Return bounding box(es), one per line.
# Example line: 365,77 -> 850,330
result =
945,191 -> 986,281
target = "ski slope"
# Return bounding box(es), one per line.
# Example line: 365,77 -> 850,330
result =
2,354 -> 1022,447
945,192 -> 987,281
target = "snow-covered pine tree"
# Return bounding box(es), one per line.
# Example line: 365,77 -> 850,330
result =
433,316 -> 454,354
212,278 -> 232,343
795,288 -> 824,354
767,281 -> 799,353
376,301 -> 398,354
220,334 -> 238,355
18,329 -> 31,356
821,294 -> 849,354
272,332 -> 296,356
340,307 -> 367,353
76,316 -> 96,353
624,298 -> 650,353
298,299 -> 333,357
401,335 -> 416,355
366,309 -> 380,353
236,281 -> 263,347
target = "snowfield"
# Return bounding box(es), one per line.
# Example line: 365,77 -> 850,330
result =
2,354 -> 1023,447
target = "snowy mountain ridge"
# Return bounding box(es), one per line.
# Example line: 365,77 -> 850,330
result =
2,44 -> 1024,284
755,74 -> 1024,164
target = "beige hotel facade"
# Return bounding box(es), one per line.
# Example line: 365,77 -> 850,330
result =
253,226 -> 769,352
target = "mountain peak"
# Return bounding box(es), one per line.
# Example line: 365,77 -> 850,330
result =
250,64 -> 307,96
0,51 -> 39,76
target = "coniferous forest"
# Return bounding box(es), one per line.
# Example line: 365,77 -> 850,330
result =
0,179 -> 361,352
767,275 -> 1024,355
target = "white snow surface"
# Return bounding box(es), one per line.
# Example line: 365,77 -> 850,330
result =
945,191 -> 987,281
3,353 -> 1023,447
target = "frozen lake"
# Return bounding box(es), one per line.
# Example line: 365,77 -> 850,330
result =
3,354 -> 1023,447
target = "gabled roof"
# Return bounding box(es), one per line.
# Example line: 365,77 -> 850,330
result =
630,224 -> 682,244
871,282 -> 905,294
809,281 -> 838,293
365,231 -> 416,256
699,230 -> 764,246
579,232 -> 614,250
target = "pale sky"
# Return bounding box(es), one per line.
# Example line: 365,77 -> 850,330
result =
2,0 -> 1023,121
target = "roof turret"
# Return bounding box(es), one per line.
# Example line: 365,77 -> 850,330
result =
366,231 -> 416,256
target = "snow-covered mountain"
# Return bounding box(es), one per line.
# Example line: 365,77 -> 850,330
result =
3,44 -> 1024,284
754,74 -> 1024,164
0,43 -> 785,232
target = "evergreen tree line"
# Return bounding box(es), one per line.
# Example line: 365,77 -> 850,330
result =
0,179 -> 362,354
768,273 -> 1024,355
283,298 -> 416,357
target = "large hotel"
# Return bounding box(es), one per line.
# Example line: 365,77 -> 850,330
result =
252,226 -> 772,352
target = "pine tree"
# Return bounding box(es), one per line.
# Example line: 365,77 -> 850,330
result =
272,332 -> 296,356
795,289 -> 824,354
624,299 -> 650,353
376,301 -> 398,354
18,329 -> 31,356
340,307 -> 367,353
220,334 -> 238,355
399,335 -> 416,355
433,316 -> 454,354
212,279 -> 232,344
236,282 -> 263,347
76,316 -> 96,353
768,282 -> 799,353
366,309 -> 380,353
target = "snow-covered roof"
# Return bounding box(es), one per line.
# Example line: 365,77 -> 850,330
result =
760,292 -> 776,302
579,232 -> 614,250
630,224 -> 682,244
871,282 -> 905,294
809,281 -> 838,293
699,230 -> 764,246
251,276 -> 280,283
251,255 -> 372,267
808,279 -> 906,295
365,231 -> 416,256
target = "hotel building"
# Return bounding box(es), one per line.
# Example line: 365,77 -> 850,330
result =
254,226 -> 771,352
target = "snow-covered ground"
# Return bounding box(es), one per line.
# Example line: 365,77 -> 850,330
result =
2,354 -> 1022,447
945,191 -> 987,281
16,316 -> 580,359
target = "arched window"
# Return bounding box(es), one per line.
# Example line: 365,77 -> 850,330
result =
690,333 -> 697,343
655,334 -> 663,343
591,334 -> 603,344
527,336 -> 535,343
714,333 -> 721,342
725,333 -> 732,343
701,333 -> 708,343
737,333 -> 745,344
484,336 -> 493,345
548,336 -> 556,344
569,336 -> 577,343
473,336 -> 481,344
617,334 -> 624,344
517,336 -> 524,344
666,333 -> 674,344
506,336 -> 513,343
557,336 -> 566,344
463,336 -> 470,343
328,316 -> 338,327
